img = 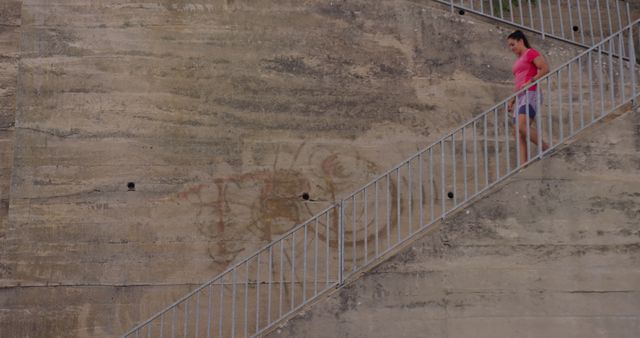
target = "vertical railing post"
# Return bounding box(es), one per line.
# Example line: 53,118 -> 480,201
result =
538,0 -> 545,39
338,200 -> 344,285
631,24 -> 638,106
536,83 -> 543,158
450,0 -> 454,13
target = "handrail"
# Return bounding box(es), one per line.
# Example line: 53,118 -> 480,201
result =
122,15 -> 640,338
432,0 -> 634,49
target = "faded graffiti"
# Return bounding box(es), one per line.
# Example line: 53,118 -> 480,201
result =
174,143 -> 398,268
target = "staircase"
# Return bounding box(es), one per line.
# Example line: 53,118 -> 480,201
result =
122,2 -> 639,337
430,0 -> 634,47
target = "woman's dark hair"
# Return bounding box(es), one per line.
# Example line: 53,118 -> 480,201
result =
507,30 -> 531,48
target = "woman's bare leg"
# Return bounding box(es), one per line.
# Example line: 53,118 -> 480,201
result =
516,115 -> 549,165
513,120 -> 529,165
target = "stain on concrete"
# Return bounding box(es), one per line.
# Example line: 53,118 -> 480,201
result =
338,284 -> 359,315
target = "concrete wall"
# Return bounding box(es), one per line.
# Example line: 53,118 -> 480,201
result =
0,0 -> 585,336
0,0 -> 20,291
0,0 -> 18,327
266,107 -> 640,338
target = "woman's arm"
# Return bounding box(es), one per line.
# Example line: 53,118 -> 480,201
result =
530,56 -> 549,82
508,97 -> 516,111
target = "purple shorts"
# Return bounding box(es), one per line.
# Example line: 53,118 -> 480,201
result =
512,90 -> 540,124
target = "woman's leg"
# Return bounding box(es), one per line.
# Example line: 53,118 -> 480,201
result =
516,115 -> 549,165
517,115 -> 528,164
513,116 -> 529,165
527,124 -> 549,151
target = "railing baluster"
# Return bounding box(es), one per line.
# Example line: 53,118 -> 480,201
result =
577,0 -> 585,44
253,255 -> 257,335
509,0 -> 515,23
338,202 -> 343,283
538,0 -> 545,38
184,297 -> 188,338
615,0 -> 622,33
525,87 -> 531,162
527,0 -> 534,30
172,306 -> 176,338
568,61 -> 574,135
547,0 -> 554,35
195,290 -> 200,338
587,0 -> 595,45
160,313 -> 164,338
279,240 -> 284,318
314,218 -> 319,294
408,160 -> 413,234
386,175 -> 391,250
605,0 -> 613,37
608,38 -> 615,109
619,32 -> 625,104
578,55 -> 584,130
440,140 -> 446,216
397,168 -> 401,242
231,269 -> 237,338
504,102 -> 511,174
375,180 -> 379,255
473,120 -> 479,191
325,211 -> 330,286
596,0 -> 604,42
244,263 -> 249,338
536,84 -> 543,157
494,109 -> 500,179
363,188 -> 368,264
598,44 -> 605,117
518,0 -> 525,25
451,133 -> 456,206
207,284 -> 212,338
483,114 -> 489,186
352,195 -> 356,270
218,280 -> 225,337
588,51 -> 594,123
515,93 -> 521,167
429,148 -> 434,223
462,125 -> 468,200
418,154 -> 424,228
558,68 -> 564,141
267,246 -> 273,324
631,25 -> 637,105
567,0 -> 575,42
557,0 -> 565,39
291,233 -> 295,311
547,77 -> 553,148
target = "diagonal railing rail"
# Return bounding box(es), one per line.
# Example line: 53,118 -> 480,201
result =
122,17 -> 640,338
432,0 -> 634,48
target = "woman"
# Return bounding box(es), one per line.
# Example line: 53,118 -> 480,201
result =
507,30 -> 549,165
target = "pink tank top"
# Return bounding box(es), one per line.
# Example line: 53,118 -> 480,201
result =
512,48 -> 540,91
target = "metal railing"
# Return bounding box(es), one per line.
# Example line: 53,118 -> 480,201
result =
434,0 -> 634,48
122,18 -> 640,338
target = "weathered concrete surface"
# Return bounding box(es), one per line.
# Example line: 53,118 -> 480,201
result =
0,0 -> 20,128
0,0 -> 20,267
266,108 -> 640,338
1,0 -> 585,336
